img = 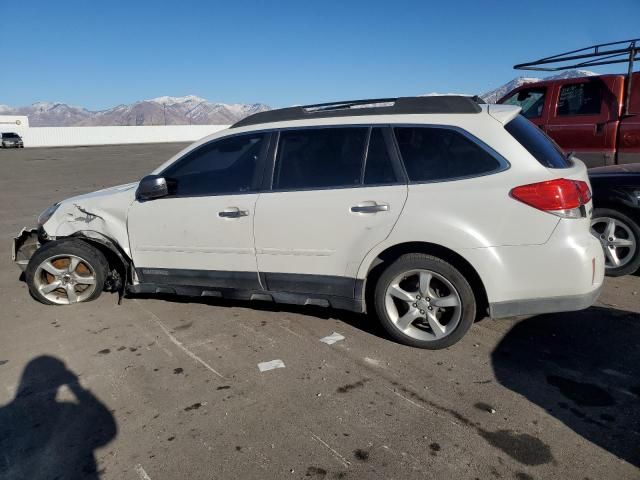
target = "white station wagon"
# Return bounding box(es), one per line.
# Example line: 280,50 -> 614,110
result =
13,96 -> 604,349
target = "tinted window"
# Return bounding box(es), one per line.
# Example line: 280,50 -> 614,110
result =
505,115 -> 570,168
502,87 -> 546,119
557,82 -> 602,116
274,127 -> 367,190
364,128 -> 397,185
163,133 -> 266,196
2,133 -> 18,138
394,127 -> 502,182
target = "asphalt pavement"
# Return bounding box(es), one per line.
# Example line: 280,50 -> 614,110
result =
0,144 -> 639,480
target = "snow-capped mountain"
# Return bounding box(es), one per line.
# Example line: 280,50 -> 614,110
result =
0,96 -> 270,127
480,69 -> 597,103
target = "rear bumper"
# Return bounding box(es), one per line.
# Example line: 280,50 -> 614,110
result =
459,218 -> 605,318
489,283 -> 602,319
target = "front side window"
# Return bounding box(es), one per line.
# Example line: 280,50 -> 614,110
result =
502,87 -> 546,119
273,127 -> 368,190
394,127 -> 503,182
557,82 -> 602,116
163,133 -> 266,196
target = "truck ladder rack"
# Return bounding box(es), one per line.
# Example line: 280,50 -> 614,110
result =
514,39 -> 639,116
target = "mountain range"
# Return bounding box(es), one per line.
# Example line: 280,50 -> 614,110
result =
0,70 -> 597,127
0,96 -> 270,127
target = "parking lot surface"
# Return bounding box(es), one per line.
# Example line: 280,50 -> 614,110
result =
1,144 -> 639,480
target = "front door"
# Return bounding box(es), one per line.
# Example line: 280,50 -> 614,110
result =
253,127 -> 407,299
500,85 -> 550,130
545,78 -> 619,168
128,132 -> 270,290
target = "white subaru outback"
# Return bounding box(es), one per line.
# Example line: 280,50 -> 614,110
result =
13,96 -> 604,349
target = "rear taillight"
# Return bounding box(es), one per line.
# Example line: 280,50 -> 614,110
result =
510,178 -> 591,218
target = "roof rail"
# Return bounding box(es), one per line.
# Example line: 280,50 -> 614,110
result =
230,95 -> 482,128
513,39 -> 639,115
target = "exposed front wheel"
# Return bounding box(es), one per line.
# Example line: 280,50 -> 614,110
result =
590,208 -> 640,277
26,239 -> 109,305
373,253 -> 476,349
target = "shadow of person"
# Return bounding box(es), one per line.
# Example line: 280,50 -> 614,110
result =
491,306 -> 640,467
0,356 -> 117,479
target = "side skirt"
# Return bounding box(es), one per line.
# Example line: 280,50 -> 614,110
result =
130,268 -> 365,313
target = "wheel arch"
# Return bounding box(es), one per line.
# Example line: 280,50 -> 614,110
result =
592,202 -> 640,226
68,230 -> 132,297
361,241 -> 489,320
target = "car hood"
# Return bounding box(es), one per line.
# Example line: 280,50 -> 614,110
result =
44,182 -> 139,256
589,163 -> 640,176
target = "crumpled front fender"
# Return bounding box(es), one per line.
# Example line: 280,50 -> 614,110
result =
12,228 -> 41,271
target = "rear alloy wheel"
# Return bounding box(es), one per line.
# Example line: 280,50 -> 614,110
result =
374,254 -> 476,349
26,240 -> 108,305
590,208 -> 640,277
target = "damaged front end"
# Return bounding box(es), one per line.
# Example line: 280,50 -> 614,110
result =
12,228 -> 42,272
13,183 -> 138,303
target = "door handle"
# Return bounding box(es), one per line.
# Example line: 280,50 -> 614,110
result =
350,202 -> 389,214
218,207 -> 249,218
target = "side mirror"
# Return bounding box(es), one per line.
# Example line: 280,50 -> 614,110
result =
136,175 -> 168,201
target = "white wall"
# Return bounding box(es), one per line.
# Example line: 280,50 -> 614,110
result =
12,125 -> 230,148
0,115 -> 29,128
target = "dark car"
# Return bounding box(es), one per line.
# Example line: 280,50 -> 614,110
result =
1,132 -> 24,148
589,163 -> 640,276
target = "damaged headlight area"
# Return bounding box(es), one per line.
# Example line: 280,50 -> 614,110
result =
37,202 -> 60,226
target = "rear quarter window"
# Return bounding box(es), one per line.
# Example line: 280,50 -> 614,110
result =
394,127 -> 505,182
505,115 -> 571,169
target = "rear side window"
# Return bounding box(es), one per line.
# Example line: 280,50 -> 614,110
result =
394,127 -> 503,182
274,127 -> 367,190
505,115 -> 570,168
502,87 -> 546,119
557,82 -> 602,116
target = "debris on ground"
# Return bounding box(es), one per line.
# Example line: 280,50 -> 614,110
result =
258,359 -> 286,372
319,332 -> 345,345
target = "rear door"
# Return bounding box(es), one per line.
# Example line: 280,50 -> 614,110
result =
253,126 -> 407,299
545,77 -> 622,167
618,72 -> 640,165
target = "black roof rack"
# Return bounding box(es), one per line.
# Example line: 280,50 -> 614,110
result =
231,95 -> 482,128
514,39 -> 639,115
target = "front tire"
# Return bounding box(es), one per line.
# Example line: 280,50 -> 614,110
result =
591,208 -> 640,277
26,239 -> 109,305
373,253 -> 476,349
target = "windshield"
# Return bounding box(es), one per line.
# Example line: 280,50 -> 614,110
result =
2,133 -> 19,138
505,115 -> 571,169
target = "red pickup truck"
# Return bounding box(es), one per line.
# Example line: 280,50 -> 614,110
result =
498,40 -> 640,168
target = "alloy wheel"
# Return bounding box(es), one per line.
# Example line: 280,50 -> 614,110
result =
384,269 -> 462,342
33,254 -> 98,305
590,216 -> 637,269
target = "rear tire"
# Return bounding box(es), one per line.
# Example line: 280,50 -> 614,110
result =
591,208 -> 640,277
26,239 -> 109,305
373,253 -> 476,349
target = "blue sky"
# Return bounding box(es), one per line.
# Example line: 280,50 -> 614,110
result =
3,0 -> 639,110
